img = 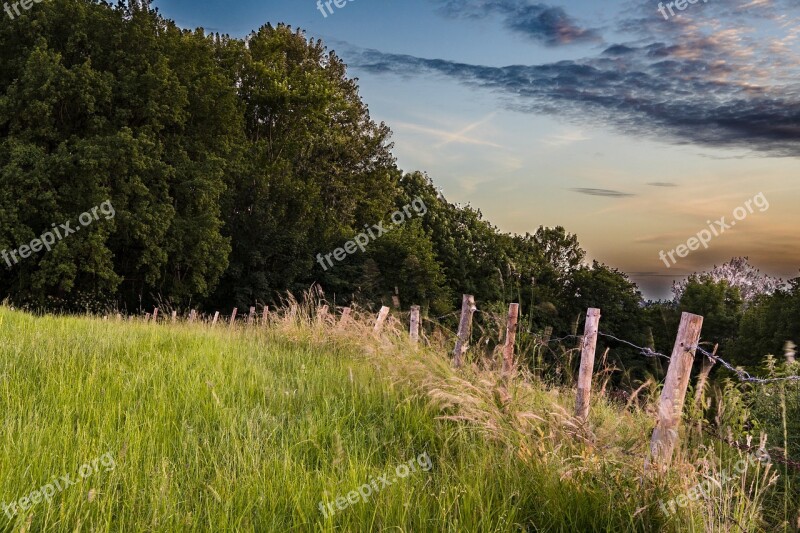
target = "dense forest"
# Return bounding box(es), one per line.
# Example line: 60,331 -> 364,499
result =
1,0 -> 798,378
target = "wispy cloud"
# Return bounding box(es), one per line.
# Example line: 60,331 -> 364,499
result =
541,129 -> 590,147
393,121 -> 502,148
648,182 -> 678,187
435,113 -> 497,148
570,188 -> 635,197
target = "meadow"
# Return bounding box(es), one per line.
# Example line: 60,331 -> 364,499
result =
0,303 -> 782,531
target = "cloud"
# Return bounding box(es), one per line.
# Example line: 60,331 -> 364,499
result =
347,0 -> 800,157
393,120 -> 502,148
541,129 -> 590,147
570,188 -> 635,198
351,41 -> 800,156
634,233 -> 688,244
433,1 -> 601,46
648,182 -> 678,187
435,113 -> 498,148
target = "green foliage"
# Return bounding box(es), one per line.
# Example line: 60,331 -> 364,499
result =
749,359 -> 800,458
0,2 -> 232,309
734,279 -> 800,366
678,277 -> 743,353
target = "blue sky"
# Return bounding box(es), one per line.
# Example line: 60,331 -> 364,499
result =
154,0 -> 800,299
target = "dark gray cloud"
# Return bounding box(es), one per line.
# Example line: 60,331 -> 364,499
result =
434,0 -> 601,46
345,0 -> 800,156
570,188 -> 635,198
351,43 -> 800,156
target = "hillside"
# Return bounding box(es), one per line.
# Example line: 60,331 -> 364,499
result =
0,303 -> 780,532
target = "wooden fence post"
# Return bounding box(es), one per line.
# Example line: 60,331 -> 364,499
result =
374,306 -> 390,333
152,308 -> 159,322
502,303 -> 520,374
647,312 -> 704,469
453,295 -> 477,368
189,309 -> 197,323
575,308 -> 601,421
171,311 -> 177,323
247,307 -> 256,326
144,312 -> 151,322
262,306 -> 269,325
212,311 -> 219,326
229,308 -> 238,328
410,305 -> 421,344
339,307 -> 351,329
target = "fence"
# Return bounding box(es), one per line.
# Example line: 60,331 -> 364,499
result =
131,296 -> 800,471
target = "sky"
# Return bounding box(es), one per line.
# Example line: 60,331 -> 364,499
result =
154,0 -> 800,300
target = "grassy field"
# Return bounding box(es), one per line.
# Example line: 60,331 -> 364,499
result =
0,305 -> 778,531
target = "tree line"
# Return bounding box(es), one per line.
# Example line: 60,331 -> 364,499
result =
0,1 -> 797,381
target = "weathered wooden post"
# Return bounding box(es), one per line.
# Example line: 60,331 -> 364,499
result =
647,312 -> 704,469
152,308 -> 159,322
410,305 -> 421,344
212,311 -> 220,326
502,303 -> 520,374
247,307 -> 256,326
374,306 -> 390,333
144,312 -> 151,322
229,308 -> 238,328
339,307 -> 351,329
171,311 -> 177,323
575,308 -> 601,421
453,295 -> 476,368
189,309 -> 197,323
262,306 -> 269,325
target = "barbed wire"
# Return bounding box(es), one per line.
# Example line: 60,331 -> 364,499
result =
597,333 -> 671,360
691,345 -> 800,384
521,327 -> 800,384
534,333 -> 580,345
426,311 -> 800,385
420,311 -> 800,466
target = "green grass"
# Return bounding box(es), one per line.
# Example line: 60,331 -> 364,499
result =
0,307 -> 776,531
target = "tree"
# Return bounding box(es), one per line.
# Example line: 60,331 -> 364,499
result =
678,277 -> 743,353
672,257 -> 783,303
0,2 -> 233,309
211,24 -> 399,308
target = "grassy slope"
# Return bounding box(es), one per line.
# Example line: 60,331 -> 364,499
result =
0,307 -> 772,531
